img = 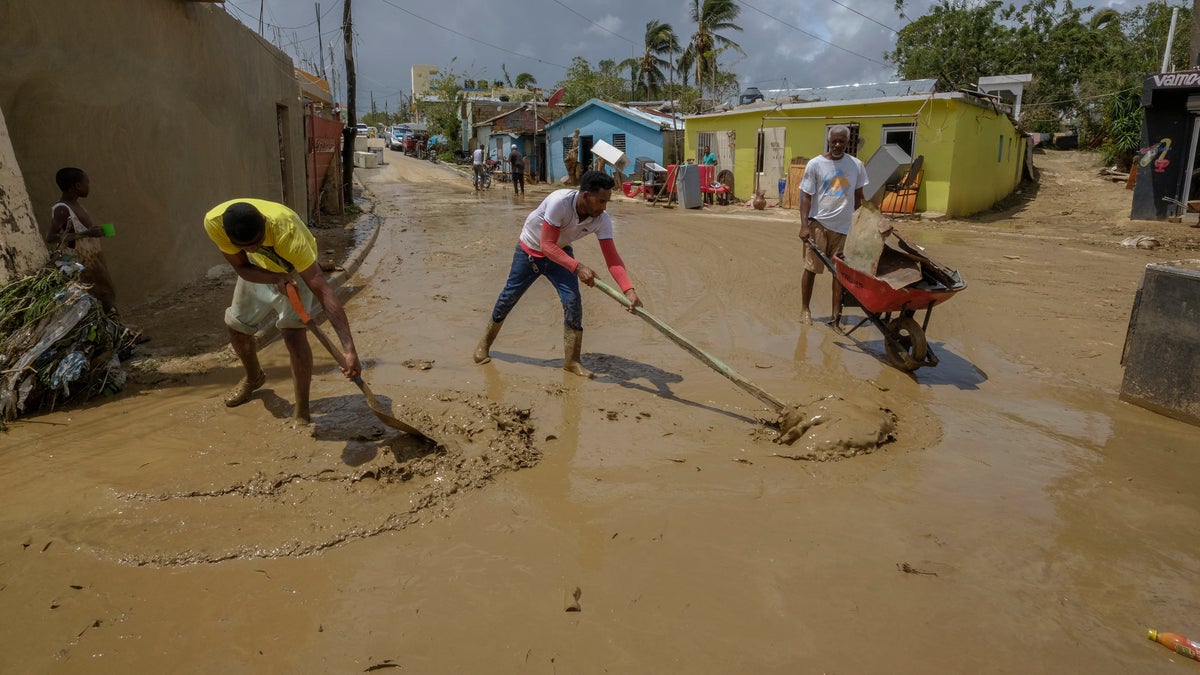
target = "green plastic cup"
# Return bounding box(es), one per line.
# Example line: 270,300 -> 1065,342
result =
100,223 -> 115,237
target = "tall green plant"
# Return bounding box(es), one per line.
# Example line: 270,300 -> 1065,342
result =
1099,92 -> 1144,169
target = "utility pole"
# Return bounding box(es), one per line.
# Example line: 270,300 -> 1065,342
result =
341,0 -> 356,207
315,3 -> 326,81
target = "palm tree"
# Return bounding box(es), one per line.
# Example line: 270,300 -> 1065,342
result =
631,20 -> 681,100
685,0 -> 744,98
514,72 -> 537,89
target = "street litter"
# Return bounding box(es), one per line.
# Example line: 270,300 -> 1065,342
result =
1120,235 -> 1160,249
0,268 -> 140,429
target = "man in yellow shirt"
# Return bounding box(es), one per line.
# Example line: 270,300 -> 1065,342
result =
204,199 -> 361,423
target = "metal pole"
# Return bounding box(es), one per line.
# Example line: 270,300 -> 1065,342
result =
315,3 -> 326,81
341,0 -> 355,207
533,94 -> 538,182
1163,7 -> 1180,73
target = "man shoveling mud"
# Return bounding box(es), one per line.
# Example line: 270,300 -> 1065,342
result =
204,199 -> 362,422
473,170 -> 642,377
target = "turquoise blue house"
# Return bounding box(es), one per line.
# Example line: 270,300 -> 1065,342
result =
544,99 -> 682,182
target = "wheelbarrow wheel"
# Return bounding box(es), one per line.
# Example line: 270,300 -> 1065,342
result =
884,316 -> 928,371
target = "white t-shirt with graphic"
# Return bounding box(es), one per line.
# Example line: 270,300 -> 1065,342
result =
799,154 -> 868,235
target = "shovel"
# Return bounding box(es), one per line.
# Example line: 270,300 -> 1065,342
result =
284,284 -> 435,443
591,279 -> 814,439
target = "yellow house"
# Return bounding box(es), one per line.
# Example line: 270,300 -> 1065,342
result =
685,79 -> 1027,217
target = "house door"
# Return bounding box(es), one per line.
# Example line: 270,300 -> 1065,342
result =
580,135 -> 594,172
697,130 -> 733,169
717,130 -> 735,168
757,127 -> 785,200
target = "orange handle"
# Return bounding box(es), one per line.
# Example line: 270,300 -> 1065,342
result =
285,283 -> 313,323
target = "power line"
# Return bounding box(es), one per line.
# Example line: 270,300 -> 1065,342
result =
827,0 -> 900,34
550,0 -> 637,46
225,0 -> 339,32
1016,85 -> 1141,109
375,0 -> 570,70
740,0 -> 893,70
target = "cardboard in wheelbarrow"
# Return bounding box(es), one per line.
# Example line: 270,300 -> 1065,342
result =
842,202 -> 893,275
875,247 -> 923,290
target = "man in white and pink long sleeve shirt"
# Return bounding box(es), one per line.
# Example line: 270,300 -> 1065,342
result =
473,170 -> 642,377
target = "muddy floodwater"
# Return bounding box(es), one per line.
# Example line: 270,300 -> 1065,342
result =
1,152 -> 1198,672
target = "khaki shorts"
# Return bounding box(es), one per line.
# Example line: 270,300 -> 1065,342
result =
224,273 -> 315,334
803,221 -> 847,274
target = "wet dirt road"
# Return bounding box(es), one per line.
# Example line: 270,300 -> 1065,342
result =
1,152 -> 1198,672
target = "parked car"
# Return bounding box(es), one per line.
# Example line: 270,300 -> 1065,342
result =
354,123 -> 370,137
387,126 -> 406,150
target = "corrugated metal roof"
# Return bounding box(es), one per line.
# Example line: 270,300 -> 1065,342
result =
774,78 -> 937,103
546,99 -> 682,131
735,78 -> 938,110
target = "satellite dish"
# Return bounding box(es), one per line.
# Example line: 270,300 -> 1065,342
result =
547,87 -> 565,107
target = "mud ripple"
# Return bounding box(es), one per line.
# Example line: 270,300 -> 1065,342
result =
91,392 -> 537,567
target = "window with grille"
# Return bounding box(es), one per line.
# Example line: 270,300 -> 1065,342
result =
824,122 -> 862,156
612,133 -> 626,152
698,131 -> 715,162
562,137 -> 574,161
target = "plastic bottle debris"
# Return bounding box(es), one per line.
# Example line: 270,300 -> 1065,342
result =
1148,629 -> 1200,661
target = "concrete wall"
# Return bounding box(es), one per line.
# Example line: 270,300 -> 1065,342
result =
0,107 -> 48,283
0,1 -> 307,307
941,100 -> 1027,216
683,95 -> 1025,217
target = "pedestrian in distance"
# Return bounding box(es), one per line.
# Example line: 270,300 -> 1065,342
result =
204,198 -> 362,424
473,170 -> 643,377
509,145 -> 526,196
472,144 -> 486,191
797,125 -> 869,329
47,167 -> 120,317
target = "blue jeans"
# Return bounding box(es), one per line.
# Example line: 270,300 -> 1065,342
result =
490,244 -> 583,330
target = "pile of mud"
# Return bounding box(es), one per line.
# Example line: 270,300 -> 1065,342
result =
765,394 -> 899,461
86,391 -> 538,567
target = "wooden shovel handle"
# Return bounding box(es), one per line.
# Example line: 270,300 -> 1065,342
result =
283,282 -> 432,440
591,279 -> 787,412
285,282 -> 350,372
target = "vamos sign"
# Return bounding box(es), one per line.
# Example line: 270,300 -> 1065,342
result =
1150,72 -> 1200,88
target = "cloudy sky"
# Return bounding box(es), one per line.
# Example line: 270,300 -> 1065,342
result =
221,0 -> 1147,115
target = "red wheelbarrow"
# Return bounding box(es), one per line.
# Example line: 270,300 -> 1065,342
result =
804,234 -> 966,371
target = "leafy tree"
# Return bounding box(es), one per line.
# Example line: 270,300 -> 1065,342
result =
684,0 -> 745,99
888,0 -> 1006,91
1078,3 -> 1190,167
423,69 -> 470,145
890,0 -> 1190,157
554,56 -> 632,105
